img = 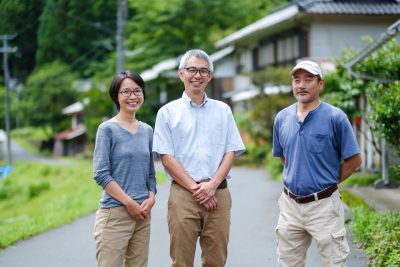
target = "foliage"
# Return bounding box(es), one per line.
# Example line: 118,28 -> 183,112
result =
0,0 -> 45,81
351,206 -> 400,267
28,180 -> 50,198
126,0 -> 288,72
78,77 -> 114,141
368,81 -> 400,150
323,38 -> 400,154
18,61 -> 78,137
36,0 -> 116,76
340,189 -> 369,209
340,172 -> 381,186
249,92 -> 293,142
251,65 -> 293,86
341,188 -> 400,267
389,164 -> 400,182
265,146 -> 283,181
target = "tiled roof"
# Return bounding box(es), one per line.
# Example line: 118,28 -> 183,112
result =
297,0 -> 400,15
216,0 -> 400,48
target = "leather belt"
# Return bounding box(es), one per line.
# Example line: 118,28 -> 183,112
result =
283,184 -> 338,204
172,179 -> 227,189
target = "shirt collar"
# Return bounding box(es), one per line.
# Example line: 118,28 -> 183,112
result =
182,91 -> 208,108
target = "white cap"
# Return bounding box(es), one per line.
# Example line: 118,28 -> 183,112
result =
291,60 -> 323,79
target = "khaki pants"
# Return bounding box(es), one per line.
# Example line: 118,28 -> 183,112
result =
275,190 -> 349,267
94,206 -> 151,267
168,183 -> 232,267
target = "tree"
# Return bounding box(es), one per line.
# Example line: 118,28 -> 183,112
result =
0,0 -> 46,81
18,61 -> 77,137
125,0 -> 288,72
36,0 -> 116,76
323,38 -> 400,153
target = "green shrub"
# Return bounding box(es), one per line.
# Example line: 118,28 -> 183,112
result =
389,164 -> 400,183
0,179 -> 11,200
265,147 -> 283,181
341,172 -> 381,186
351,206 -> 400,267
28,181 -> 50,198
235,143 -> 268,167
340,189 -> 368,208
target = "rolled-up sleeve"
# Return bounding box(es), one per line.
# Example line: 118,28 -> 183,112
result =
93,126 -> 114,188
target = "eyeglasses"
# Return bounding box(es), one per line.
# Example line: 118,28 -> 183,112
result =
183,67 -> 210,77
120,88 -> 143,97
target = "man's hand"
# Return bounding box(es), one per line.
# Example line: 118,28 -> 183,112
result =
192,180 -> 218,204
202,195 -> 218,212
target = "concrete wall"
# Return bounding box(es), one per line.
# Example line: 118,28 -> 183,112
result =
309,16 -> 397,60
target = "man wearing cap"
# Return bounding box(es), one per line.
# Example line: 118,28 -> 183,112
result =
272,60 -> 361,267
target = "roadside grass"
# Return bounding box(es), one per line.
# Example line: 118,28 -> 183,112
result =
341,190 -> 400,267
0,160 -> 167,249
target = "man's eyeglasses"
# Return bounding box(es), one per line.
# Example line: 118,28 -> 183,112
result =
183,67 -> 210,77
120,88 -> 143,97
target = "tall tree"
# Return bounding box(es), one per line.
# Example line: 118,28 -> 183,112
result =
0,0 -> 45,81
36,0 -> 116,76
125,0 -> 288,72
18,61 -> 77,137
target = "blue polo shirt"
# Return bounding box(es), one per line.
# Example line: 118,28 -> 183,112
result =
272,102 -> 360,196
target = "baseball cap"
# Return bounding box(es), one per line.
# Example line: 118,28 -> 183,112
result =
291,60 -> 323,79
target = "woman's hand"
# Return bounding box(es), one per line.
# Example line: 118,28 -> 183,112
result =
125,199 -> 147,221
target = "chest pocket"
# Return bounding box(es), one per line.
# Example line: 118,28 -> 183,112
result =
309,134 -> 330,153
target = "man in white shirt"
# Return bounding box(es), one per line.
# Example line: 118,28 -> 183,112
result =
153,49 -> 245,267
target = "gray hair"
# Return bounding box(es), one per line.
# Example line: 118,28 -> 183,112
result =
178,49 -> 214,73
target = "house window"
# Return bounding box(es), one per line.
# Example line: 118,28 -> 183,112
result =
239,49 -> 253,72
277,35 -> 300,63
258,42 -> 274,67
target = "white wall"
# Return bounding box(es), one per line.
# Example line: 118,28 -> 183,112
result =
309,17 -> 396,60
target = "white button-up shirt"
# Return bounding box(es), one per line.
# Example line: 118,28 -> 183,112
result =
153,92 -> 245,181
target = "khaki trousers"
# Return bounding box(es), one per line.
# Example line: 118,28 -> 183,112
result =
94,206 -> 151,267
275,190 -> 349,267
168,183 -> 232,267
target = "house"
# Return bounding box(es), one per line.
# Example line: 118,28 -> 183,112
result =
214,0 -> 400,173
214,0 -> 400,109
53,102 -> 86,156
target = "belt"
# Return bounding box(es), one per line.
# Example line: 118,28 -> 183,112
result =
283,184 -> 338,204
172,179 -> 227,189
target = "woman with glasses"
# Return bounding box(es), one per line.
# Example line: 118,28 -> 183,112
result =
93,70 -> 157,267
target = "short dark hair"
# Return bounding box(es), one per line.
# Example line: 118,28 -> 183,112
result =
109,70 -> 146,111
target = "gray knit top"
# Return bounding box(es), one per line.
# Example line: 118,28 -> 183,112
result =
93,120 -> 157,208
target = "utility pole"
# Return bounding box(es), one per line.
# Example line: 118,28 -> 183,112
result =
0,34 -> 17,166
113,0 -> 127,115
116,0 -> 127,74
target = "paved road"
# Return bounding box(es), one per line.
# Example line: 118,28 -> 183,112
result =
0,166 -> 367,267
